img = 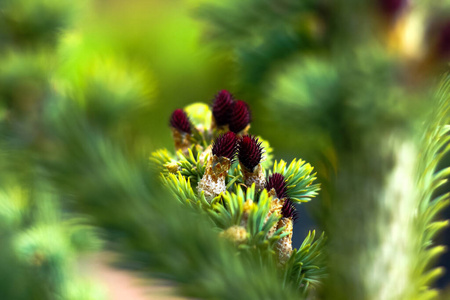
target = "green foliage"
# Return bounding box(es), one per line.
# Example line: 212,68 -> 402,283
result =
259,135 -> 274,170
2,0 -> 449,299
208,185 -> 285,251
272,159 -> 320,203
162,172 -> 212,209
185,102 -> 213,132
227,161 -> 244,188
150,94 -> 325,296
0,52 -> 50,116
149,148 -> 176,174
207,185 -> 247,228
43,103 -> 304,300
197,0 -> 320,89
0,0 -> 81,47
177,147 -> 209,185
197,1 -> 450,299
0,1 -> 106,299
412,75 -> 450,299
283,231 -> 327,294
243,188 -> 286,251
0,183 -> 103,300
197,0 -> 315,46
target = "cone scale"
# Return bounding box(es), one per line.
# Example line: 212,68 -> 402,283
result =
266,189 -> 286,238
276,217 -> 294,264
197,154 -> 231,202
171,128 -> 191,155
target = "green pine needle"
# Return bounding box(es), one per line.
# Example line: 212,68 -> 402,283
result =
272,159 -> 320,203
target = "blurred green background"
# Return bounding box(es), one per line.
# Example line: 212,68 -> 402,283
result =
1,0 -> 450,299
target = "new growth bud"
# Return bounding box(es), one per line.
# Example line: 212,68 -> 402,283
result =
197,133 -> 238,202
212,131 -> 238,161
281,199 -> 298,221
211,90 -> 252,135
265,173 -> 289,237
238,135 -> 265,190
170,109 -> 192,154
229,100 -> 251,134
238,135 -> 263,171
276,199 -> 297,264
220,225 -> 248,244
240,198 -> 255,227
170,109 -> 191,134
212,90 -> 234,128
266,173 -> 288,199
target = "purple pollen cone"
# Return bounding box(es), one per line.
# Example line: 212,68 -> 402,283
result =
229,100 -> 251,133
266,173 -> 288,199
238,135 -> 263,171
170,109 -> 191,134
281,199 -> 298,221
212,132 -> 238,160
212,90 -> 234,127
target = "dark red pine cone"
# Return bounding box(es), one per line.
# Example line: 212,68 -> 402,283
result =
266,173 -> 288,199
170,109 -> 191,134
281,199 -> 298,221
212,131 -> 238,161
229,100 -> 251,133
212,90 -> 234,127
238,135 -> 263,171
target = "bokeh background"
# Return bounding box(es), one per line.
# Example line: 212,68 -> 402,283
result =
0,0 -> 449,299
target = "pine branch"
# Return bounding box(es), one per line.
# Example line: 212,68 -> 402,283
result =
412,75 -> 450,299
271,159 -> 320,203
0,160 -> 103,300
44,104 -> 304,300
197,0 -> 315,42
150,99 -> 325,295
282,231 -> 327,294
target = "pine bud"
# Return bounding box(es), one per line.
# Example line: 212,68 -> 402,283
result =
170,109 -> 192,154
212,131 -> 238,161
229,100 -> 251,135
240,198 -> 255,227
266,195 -> 285,238
276,200 -> 297,264
165,162 -> 179,173
276,217 -> 294,264
265,173 -> 290,237
220,225 -> 248,244
197,133 -> 238,201
281,199 -> 298,221
212,90 -> 234,128
238,135 -> 265,190
265,173 -> 288,199
170,109 -> 191,133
